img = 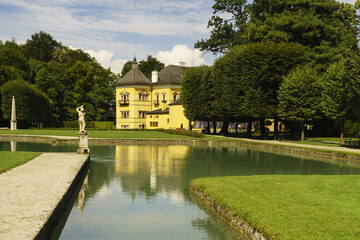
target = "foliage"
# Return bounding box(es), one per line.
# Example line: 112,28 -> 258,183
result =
158,128 -> 205,138
1,80 -> 52,122
278,65 -> 322,124
344,120 -> 360,138
196,0 -> 359,70
214,42 -> 307,122
0,32 -> 115,124
138,55 -> 165,78
23,31 -> 62,62
121,56 -> 165,78
182,66 -> 217,121
63,121 -> 114,130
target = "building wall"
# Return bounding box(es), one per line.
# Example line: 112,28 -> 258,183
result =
146,113 -> 169,130
151,85 -> 181,107
116,84 -> 189,130
169,104 -> 189,129
116,85 -> 152,129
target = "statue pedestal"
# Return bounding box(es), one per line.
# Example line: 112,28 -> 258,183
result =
77,132 -> 90,154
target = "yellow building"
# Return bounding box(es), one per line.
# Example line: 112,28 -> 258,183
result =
115,59 -> 190,129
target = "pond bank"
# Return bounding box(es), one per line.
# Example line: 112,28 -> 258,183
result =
1,134 -> 360,165
190,175 -> 360,240
0,152 -> 89,240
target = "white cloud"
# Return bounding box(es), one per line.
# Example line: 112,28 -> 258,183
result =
156,44 -> 207,67
85,49 -> 128,74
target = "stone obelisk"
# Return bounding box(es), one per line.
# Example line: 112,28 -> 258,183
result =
10,96 -> 17,130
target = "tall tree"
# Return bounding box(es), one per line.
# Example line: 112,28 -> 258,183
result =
321,55 -> 360,144
214,41 -> 307,138
121,56 -> 165,78
23,31 -> 62,62
196,0 -> 358,69
278,66 -> 322,140
139,55 -> 165,78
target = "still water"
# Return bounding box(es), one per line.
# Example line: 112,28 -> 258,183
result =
2,142 -> 360,239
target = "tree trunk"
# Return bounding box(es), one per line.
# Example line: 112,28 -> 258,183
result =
301,123 -> 305,141
213,121 -> 217,134
340,121 -> 344,145
247,121 -> 252,138
260,118 -> 266,140
206,121 -> 210,133
235,122 -> 238,134
274,119 -> 279,140
221,121 -> 229,136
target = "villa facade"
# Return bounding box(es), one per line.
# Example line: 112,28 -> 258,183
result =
114,59 -> 190,129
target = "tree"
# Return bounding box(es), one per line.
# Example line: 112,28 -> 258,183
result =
196,0 -> 358,69
213,41 -> 307,138
1,80 -> 52,123
278,66 -> 322,140
0,40 -> 29,85
69,61 -> 115,121
23,31 -> 62,62
139,55 -> 165,78
321,56 -> 360,144
121,61 -> 133,77
121,56 -> 165,78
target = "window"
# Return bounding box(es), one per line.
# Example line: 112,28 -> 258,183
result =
150,122 -> 158,127
162,93 -> 166,102
173,92 -> 178,101
121,94 -> 129,101
121,125 -> 129,128
139,111 -> 146,119
154,93 -> 160,104
167,118 -> 169,123
121,111 -> 129,119
139,91 -> 149,101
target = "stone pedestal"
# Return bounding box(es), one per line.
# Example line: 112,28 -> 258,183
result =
77,132 -> 90,154
10,120 -> 17,130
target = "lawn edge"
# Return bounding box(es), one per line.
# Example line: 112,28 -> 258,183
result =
1,134 -> 360,165
189,183 -> 269,240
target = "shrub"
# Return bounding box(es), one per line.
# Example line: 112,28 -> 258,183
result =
160,129 -> 205,138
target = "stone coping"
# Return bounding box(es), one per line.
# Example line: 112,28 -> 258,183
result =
0,153 -> 89,240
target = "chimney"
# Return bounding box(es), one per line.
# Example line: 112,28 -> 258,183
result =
151,70 -> 158,83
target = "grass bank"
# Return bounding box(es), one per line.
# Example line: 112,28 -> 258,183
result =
190,175 -> 360,239
0,152 -> 41,173
0,129 -> 229,141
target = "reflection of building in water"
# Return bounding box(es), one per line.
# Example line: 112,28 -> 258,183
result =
76,170 -> 89,214
115,145 -> 189,201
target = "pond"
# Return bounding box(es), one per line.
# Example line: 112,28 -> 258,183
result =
2,141 -> 360,239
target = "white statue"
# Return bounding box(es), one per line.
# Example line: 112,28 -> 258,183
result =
76,105 -> 86,133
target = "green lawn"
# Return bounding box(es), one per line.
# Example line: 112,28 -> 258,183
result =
0,151 -> 41,173
0,129 -> 231,141
191,175 -> 360,239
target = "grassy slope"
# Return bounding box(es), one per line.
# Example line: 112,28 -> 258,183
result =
0,152 -> 41,173
191,175 -> 360,240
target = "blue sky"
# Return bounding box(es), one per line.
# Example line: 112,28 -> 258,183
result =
0,0 -> 356,73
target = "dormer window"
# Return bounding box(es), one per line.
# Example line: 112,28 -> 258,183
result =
119,90 -> 130,105
139,90 -> 149,101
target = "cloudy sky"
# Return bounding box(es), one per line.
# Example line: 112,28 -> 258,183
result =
0,0 -> 356,74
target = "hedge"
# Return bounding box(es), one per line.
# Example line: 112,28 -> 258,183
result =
63,121 -> 114,130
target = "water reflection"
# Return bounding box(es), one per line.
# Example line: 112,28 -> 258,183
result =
115,145 -> 188,202
59,144 -> 360,240
1,141 -> 359,239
